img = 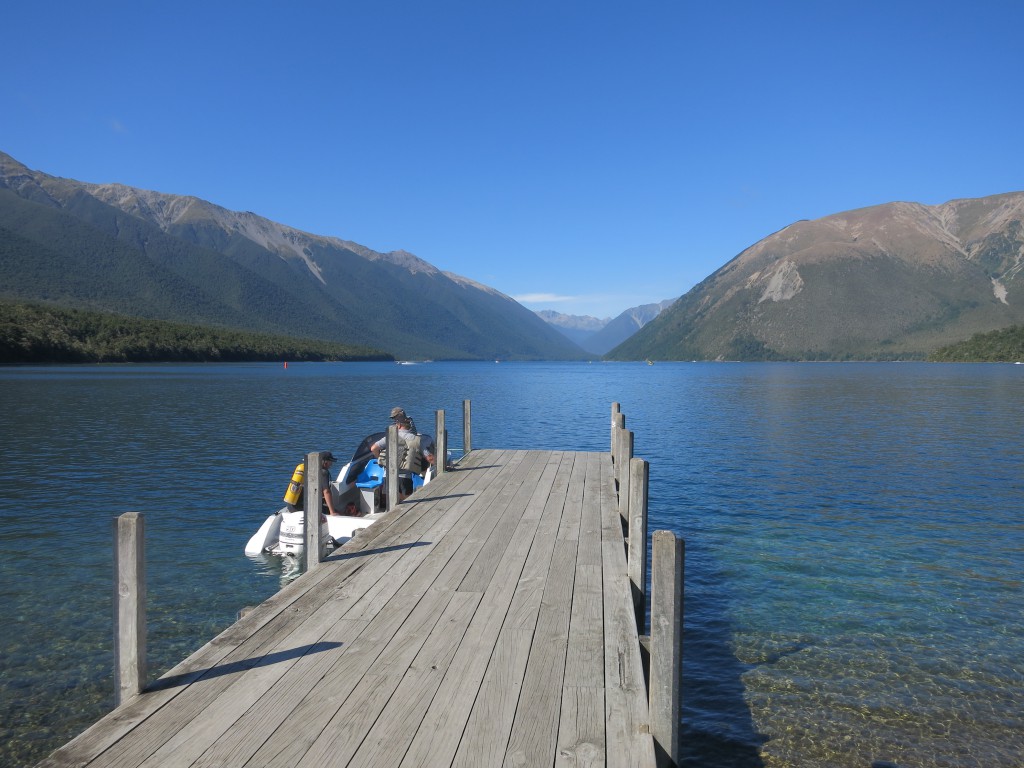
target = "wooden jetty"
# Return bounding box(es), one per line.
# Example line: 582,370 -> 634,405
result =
41,405 -> 681,767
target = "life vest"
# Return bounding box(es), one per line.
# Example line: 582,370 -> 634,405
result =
401,434 -> 425,476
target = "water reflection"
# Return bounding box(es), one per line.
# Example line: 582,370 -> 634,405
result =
245,551 -> 302,587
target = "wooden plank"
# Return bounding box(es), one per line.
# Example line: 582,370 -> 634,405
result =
294,587 -> 457,767
555,687 -> 605,768
456,451 -> 555,592
448,453 -> 574,768
188,618 -> 368,768
557,451 -> 607,766
244,587 -> 435,768
347,590 -> 481,767
502,538 -> 577,767
399,453 -> 569,768
556,451 -> 585,542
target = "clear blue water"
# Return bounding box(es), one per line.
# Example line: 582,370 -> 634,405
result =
0,361 -> 1021,767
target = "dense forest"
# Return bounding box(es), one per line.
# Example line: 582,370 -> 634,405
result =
0,300 -> 392,364
928,325 -> 1024,362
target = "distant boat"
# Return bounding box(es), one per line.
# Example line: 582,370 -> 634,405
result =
646,359 -> 654,365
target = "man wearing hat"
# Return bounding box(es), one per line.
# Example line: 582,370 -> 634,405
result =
370,407 -> 436,501
320,451 -> 342,516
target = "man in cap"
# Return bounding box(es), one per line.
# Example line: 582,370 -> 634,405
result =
320,451 -> 342,516
370,407 -> 436,501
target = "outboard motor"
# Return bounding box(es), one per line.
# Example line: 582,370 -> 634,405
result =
276,509 -> 306,554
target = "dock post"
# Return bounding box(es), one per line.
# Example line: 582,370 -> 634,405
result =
114,512 -> 146,706
617,429 -> 634,526
305,451 -> 326,569
650,530 -> 683,768
386,424 -> 400,511
627,457 -> 649,630
611,402 -> 620,453
463,399 -> 472,455
435,409 -> 446,476
612,413 -> 626,483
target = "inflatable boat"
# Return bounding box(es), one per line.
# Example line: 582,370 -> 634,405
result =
244,432 -> 431,556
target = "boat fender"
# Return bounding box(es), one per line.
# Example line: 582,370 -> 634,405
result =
283,462 -> 305,505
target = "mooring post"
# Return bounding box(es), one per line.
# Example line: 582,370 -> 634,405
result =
650,530 -> 684,768
463,399 -> 472,455
618,429 -> 634,526
612,412 -> 626,483
114,512 -> 146,706
386,423 -> 400,512
435,409 -> 447,476
627,457 -> 650,630
305,451 -> 326,569
611,402 -> 621,454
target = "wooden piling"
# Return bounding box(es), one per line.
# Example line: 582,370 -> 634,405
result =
113,512 -> 146,707
618,429 -> 634,525
611,401 -> 621,453
628,457 -> 650,630
612,413 -> 626,483
435,409 -> 446,476
650,530 -> 683,768
304,451 -> 326,569
386,423 -> 400,511
463,398 -> 472,455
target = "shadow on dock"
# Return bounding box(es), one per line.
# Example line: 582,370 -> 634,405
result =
149,641 -> 342,691
327,541 -> 432,561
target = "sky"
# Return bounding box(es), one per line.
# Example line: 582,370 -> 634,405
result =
3,1 -> 1023,320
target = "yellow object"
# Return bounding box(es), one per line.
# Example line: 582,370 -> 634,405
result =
283,462 -> 305,505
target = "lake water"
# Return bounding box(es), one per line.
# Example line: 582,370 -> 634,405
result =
0,361 -> 1021,767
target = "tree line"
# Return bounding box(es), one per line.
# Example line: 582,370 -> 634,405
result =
928,325 -> 1024,362
0,299 -> 393,364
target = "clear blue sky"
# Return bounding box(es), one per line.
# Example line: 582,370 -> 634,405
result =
4,1 -> 1023,319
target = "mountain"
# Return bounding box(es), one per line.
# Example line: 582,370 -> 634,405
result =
537,301 -> 674,355
609,193 -> 1024,361
583,299 -> 675,355
535,310 -> 611,347
0,151 -> 586,361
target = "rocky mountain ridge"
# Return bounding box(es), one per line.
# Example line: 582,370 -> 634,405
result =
610,193 -> 1024,360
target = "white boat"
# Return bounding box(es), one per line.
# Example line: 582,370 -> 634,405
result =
245,432 -> 432,556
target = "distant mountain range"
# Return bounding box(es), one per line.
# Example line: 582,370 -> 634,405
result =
0,151 -> 586,361
610,193 -> 1024,360
6,150 -> 1021,363
538,300 -> 675,355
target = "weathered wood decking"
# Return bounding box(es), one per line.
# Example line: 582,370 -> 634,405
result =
42,449 -> 656,767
